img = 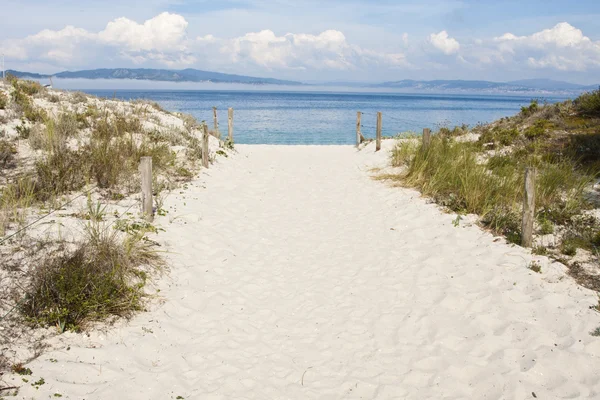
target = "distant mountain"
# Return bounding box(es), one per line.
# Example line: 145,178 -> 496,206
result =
6,68 -> 598,93
506,79 -> 587,91
372,79 -> 598,94
6,70 -> 50,80
6,68 -> 303,86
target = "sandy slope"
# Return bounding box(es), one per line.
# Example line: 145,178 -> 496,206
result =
8,142 -> 600,399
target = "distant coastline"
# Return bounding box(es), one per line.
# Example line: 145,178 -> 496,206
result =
6,68 -> 598,96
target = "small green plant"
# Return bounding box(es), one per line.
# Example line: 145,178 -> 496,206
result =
452,214 -> 462,227
529,261 -> 542,273
224,137 -> 234,150
591,326 -> 600,337
216,149 -> 228,157
31,377 -> 45,389
532,246 -> 548,255
15,120 -> 31,139
538,218 -> 554,235
561,240 -> 578,256
176,167 -> 194,179
11,364 -> 32,375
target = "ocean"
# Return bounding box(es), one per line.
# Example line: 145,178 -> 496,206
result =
82,90 -> 570,145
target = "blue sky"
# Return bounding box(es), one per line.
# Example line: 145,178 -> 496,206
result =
2,0 -> 600,84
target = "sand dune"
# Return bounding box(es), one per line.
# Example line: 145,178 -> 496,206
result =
9,142 -> 600,399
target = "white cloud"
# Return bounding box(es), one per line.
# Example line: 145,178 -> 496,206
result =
208,29 -> 408,71
98,12 -> 189,52
1,13 -> 193,68
428,31 -> 460,55
0,13 -> 408,74
493,22 -> 600,71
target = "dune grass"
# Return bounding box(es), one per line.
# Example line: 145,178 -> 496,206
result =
389,92 -> 599,253
21,214 -> 164,331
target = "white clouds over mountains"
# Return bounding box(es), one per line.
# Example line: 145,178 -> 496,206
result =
1,12 -> 599,80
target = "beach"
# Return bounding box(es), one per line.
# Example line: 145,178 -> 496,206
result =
7,141 -> 600,399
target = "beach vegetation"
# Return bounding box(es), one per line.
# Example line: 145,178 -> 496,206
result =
575,87 -> 600,117
21,215 -> 164,331
387,90 -> 600,287
0,92 -> 8,109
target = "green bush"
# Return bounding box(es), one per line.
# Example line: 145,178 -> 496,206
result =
521,100 -> 539,117
575,87 -> 600,117
524,119 -> 552,140
479,126 -> 520,147
22,221 -> 163,331
0,92 -> 8,109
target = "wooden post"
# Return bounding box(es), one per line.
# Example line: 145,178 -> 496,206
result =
521,167 -> 536,248
422,128 -> 431,151
202,122 -> 209,168
376,112 -> 382,151
212,107 -> 220,138
228,107 -> 234,142
356,112 -> 362,147
140,156 -> 153,222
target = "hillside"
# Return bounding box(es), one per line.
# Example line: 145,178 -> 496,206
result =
0,76 -> 231,372
380,88 -> 600,291
6,68 -> 304,86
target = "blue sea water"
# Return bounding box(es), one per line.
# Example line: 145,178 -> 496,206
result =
82,90 -> 570,145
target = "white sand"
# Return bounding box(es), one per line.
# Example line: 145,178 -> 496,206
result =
8,142 -> 600,399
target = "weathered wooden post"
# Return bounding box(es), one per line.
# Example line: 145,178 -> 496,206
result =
212,106 -> 220,138
356,111 -> 362,147
422,128 -> 431,151
376,112 -> 382,151
228,107 -> 234,143
140,156 -> 153,222
521,167 -> 536,248
202,122 -> 209,168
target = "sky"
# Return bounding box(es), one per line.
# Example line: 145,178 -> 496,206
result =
1,0 -> 600,84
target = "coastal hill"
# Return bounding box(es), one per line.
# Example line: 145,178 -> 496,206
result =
6,68 -> 303,86
7,68 -> 598,94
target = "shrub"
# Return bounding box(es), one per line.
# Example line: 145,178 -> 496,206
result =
0,139 -> 17,168
21,220 -> 164,331
574,87 -> 600,117
70,91 -> 88,104
538,217 -> 554,235
479,126 -> 520,147
0,92 -> 8,109
520,100 -> 539,117
35,149 -> 88,199
524,119 -> 552,140
15,79 -> 44,96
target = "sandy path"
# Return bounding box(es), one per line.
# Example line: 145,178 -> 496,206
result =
12,144 -> 600,399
